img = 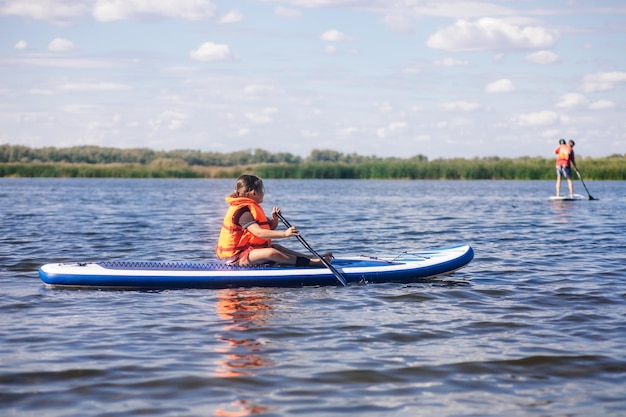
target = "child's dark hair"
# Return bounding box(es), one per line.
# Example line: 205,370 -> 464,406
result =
233,174 -> 264,197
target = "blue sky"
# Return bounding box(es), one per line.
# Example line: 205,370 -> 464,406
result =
1,0 -> 625,159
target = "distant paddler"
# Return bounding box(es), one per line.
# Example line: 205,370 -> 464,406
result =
554,138 -> 575,198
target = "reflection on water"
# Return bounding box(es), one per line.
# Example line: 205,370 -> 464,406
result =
214,399 -> 269,417
548,199 -> 579,221
213,290 -> 274,416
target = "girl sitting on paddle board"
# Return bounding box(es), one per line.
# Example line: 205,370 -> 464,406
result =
216,174 -> 331,267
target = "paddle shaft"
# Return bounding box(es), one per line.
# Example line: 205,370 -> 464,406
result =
573,165 -> 596,200
276,212 -> 347,286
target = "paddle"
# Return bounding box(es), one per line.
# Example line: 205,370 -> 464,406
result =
276,212 -> 347,286
573,165 -> 596,200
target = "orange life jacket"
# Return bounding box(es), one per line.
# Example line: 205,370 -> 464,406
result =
215,196 -> 271,259
555,144 -> 572,167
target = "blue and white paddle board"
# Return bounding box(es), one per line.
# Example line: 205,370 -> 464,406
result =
549,194 -> 586,201
39,245 -> 474,290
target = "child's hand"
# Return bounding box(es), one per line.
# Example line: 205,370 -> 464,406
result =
284,226 -> 299,237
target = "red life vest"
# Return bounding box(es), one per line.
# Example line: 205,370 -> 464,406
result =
215,196 -> 271,259
555,144 -> 572,167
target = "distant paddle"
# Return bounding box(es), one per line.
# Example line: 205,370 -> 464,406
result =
573,166 -> 597,200
276,212 -> 347,286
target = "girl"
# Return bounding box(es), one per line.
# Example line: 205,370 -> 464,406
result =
216,174 -> 331,267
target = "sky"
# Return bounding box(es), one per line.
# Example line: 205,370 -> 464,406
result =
1,0 -> 625,159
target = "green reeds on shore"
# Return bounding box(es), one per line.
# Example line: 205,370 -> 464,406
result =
2,157 -> 625,180
254,157 -> 625,180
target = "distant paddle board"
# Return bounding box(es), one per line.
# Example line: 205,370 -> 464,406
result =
549,194 -> 586,201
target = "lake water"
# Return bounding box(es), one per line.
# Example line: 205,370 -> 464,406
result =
1,178 -> 625,416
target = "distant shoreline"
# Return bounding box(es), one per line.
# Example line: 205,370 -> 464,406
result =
1,145 -> 624,180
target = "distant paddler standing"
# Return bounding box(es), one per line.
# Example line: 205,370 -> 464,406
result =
554,138 -> 575,197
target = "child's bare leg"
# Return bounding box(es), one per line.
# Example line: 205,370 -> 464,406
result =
243,247 -> 296,266
272,244 -> 333,265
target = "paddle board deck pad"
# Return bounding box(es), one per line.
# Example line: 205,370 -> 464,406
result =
549,194 -> 586,201
39,245 -> 474,289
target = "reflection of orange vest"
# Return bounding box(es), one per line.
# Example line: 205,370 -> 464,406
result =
555,144 -> 572,167
215,196 -> 271,259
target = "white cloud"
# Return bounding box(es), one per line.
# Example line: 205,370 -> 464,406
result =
48,38 -> 75,52
556,93 -> 587,109
274,6 -> 301,18
583,71 -> 626,92
589,100 -> 615,110
485,78 -> 515,93
1,0 -> 216,22
301,129 -> 318,138
0,0 -> 88,22
338,126 -> 359,136
244,107 -> 278,124
57,82 -> 131,92
92,0 -> 216,22
190,42 -> 234,61
6,57 -> 124,69
426,17 -> 557,51
513,110 -> 560,126
60,104 -> 101,114
324,45 -> 337,54
526,50 -> 559,64
441,101 -> 482,111
376,122 -> 407,138
14,40 -> 28,50
412,1 -> 518,19
321,29 -> 352,42
149,111 -> 190,131
401,63 -> 425,74
379,101 -> 393,112
402,57 -> 468,73
382,12 -> 415,34
219,9 -> 242,24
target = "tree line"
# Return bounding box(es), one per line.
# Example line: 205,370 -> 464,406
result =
1,144 -> 624,180
0,144 -> 415,166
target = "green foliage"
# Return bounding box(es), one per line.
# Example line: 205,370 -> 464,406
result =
0,163 -> 206,178
1,144 -> 624,180
0,144 -> 302,167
